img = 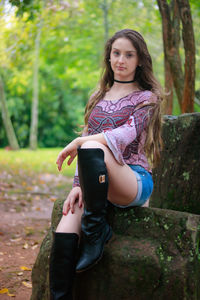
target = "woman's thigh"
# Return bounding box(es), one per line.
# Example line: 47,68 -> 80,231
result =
81,141 -> 138,206
106,159 -> 138,206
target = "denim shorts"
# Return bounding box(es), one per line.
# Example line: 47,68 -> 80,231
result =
113,165 -> 153,208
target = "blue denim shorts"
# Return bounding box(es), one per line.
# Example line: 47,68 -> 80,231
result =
113,165 -> 153,208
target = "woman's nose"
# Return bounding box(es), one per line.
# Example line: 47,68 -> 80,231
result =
118,55 -> 125,63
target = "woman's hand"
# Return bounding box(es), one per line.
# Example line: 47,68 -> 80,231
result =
56,134 -> 106,171
63,186 -> 83,215
56,138 -> 80,171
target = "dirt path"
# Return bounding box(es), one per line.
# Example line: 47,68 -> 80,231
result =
0,171 -> 72,299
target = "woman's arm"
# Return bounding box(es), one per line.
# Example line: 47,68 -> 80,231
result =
78,132 -> 107,146
56,133 -> 107,171
56,100 -> 155,171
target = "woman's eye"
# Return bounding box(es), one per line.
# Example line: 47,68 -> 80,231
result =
126,53 -> 133,58
113,51 -> 119,56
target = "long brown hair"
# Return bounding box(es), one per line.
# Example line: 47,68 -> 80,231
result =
84,29 -> 163,167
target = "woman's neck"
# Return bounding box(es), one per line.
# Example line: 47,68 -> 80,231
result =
112,81 -> 139,92
103,83 -> 141,101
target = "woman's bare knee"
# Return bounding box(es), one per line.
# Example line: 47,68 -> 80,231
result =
81,141 -> 115,164
81,140 -> 105,149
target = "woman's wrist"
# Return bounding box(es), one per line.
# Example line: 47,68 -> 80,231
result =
75,137 -> 83,147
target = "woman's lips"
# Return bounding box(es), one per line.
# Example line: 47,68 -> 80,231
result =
117,66 -> 125,70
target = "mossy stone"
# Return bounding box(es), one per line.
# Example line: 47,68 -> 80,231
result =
31,204 -> 200,300
150,113 -> 200,214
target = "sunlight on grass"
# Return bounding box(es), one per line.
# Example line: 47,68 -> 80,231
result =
0,148 -> 76,177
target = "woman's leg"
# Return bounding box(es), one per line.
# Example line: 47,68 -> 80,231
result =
56,203 -> 83,235
81,140 -> 138,206
76,146 -> 112,272
76,141 -> 146,274
49,204 -> 83,300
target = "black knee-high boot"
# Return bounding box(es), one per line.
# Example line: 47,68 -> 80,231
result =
76,148 -> 112,273
49,232 -> 79,300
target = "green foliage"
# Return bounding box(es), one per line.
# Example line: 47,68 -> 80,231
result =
0,0 -> 199,148
9,0 -> 40,20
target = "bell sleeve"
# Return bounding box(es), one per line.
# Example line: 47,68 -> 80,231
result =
103,104 -> 154,165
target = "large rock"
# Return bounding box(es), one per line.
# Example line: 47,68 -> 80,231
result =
31,113 -> 200,299
150,113 -> 200,214
31,199 -> 200,300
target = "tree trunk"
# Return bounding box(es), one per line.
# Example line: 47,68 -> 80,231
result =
177,0 -> 195,113
157,0 -> 184,109
157,0 -> 195,113
0,75 -> 20,150
29,19 -> 42,150
100,0 -> 110,42
164,54 -> 173,114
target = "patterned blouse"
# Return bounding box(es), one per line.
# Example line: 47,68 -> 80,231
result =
73,90 -> 157,187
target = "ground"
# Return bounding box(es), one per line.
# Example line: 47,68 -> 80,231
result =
0,169 -> 72,299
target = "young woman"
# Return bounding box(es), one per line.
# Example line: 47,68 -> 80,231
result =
49,29 -> 163,300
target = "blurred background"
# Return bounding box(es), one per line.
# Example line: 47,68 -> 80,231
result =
0,0 -> 199,150
0,2 -> 199,297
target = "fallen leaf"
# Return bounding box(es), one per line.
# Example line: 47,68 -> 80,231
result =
50,196 -> 57,202
20,266 -> 32,271
39,180 -> 45,184
32,244 -> 38,250
0,288 -> 9,294
31,241 -> 38,246
22,281 -> 32,288
35,207 -> 41,211
8,292 -> 15,297
10,237 -> 22,242
17,272 -> 23,276
25,227 -> 34,236
22,243 -> 29,249
26,186 -> 33,191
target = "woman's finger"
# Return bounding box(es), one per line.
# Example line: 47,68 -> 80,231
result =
56,160 -> 61,171
70,200 -> 75,214
62,201 -> 67,215
63,200 -> 70,215
67,154 -> 75,166
57,151 -> 68,170
78,191 -> 82,208
56,154 -> 63,171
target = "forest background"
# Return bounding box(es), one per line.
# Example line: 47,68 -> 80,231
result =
0,0 -> 200,150
0,2 -> 200,298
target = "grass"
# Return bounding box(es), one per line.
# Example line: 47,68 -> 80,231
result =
0,148 -> 76,177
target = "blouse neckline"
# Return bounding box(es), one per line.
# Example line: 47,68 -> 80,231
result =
101,89 -> 144,103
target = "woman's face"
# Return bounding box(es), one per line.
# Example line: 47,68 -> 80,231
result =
110,37 -> 139,81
